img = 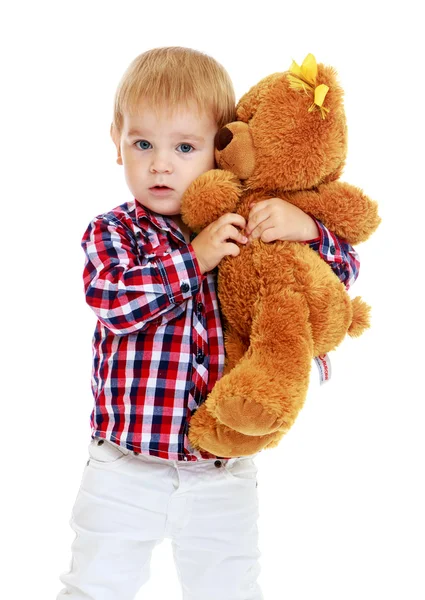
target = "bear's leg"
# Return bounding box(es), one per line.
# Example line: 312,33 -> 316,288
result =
210,289 -> 314,436
188,401 -> 278,457
223,325 -> 249,375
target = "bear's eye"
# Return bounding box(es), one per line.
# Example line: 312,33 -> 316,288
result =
236,73 -> 283,123
236,87 -> 262,123
236,101 -> 254,124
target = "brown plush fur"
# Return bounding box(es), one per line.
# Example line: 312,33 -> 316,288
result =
181,59 -> 381,458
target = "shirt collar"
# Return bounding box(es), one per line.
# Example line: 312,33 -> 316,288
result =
132,199 -> 183,239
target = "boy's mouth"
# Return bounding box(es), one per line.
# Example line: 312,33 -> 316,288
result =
149,185 -> 173,196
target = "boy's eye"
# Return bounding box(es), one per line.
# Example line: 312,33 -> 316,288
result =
177,143 -> 194,153
136,140 -> 152,150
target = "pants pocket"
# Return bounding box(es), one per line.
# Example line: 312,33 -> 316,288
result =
223,457 -> 258,485
87,437 -> 130,465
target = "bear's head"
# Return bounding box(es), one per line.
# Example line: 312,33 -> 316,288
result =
215,54 -> 347,191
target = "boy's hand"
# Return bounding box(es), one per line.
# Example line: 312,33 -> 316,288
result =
191,213 -> 248,274
245,198 -> 319,243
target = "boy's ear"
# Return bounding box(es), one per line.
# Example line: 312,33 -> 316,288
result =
110,123 -> 123,165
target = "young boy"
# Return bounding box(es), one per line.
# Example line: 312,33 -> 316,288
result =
57,47 -> 360,600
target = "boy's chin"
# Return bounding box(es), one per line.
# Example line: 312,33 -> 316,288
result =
137,197 -> 182,216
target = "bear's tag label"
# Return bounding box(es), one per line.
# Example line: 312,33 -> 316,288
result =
313,354 -> 332,384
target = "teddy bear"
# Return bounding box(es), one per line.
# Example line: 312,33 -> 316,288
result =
181,54 -> 381,458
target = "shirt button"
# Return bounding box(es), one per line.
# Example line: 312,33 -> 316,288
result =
197,302 -> 204,314
196,350 -> 205,364
330,246 -> 336,255
180,282 -> 190,293
214,460 -> 222,468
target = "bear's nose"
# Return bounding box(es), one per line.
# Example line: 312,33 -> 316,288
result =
215,127 -> 233,151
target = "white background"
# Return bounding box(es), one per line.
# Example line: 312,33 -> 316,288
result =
1,1 -> 424,599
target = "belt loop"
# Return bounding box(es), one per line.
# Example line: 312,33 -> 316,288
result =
174,459 -> 181,489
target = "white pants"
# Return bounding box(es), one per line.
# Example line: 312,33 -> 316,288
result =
57,438 -> 263,600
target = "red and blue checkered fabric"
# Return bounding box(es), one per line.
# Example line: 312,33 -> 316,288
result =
308,219 -> 360,290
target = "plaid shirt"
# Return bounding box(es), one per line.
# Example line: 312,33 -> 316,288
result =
81,200 -> 360,461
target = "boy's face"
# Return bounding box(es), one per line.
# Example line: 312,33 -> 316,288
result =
112,102 -> 217,219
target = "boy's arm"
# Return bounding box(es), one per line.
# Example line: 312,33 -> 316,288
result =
304,218 -> 360,290
81,216 -> 205,335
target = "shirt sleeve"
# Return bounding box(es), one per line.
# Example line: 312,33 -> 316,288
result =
305,218 -> 360,290
81,215 -> 205,335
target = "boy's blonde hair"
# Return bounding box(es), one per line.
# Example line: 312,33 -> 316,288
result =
112,47 -> 236,133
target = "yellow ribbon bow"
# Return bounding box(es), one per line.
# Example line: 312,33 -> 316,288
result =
287,53 -> 330,119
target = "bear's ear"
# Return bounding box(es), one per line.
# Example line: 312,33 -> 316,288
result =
236,73 -> 283,123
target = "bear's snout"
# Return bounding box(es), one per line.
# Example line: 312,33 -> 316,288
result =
214,121 -> 256,180
215,127 -> 233,151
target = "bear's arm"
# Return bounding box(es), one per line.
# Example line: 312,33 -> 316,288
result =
181,170 -> 243,232
285,181 -> 381,244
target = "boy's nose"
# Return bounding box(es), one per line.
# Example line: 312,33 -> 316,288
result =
150,165 -> 171,173
150,158 -> 172,173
